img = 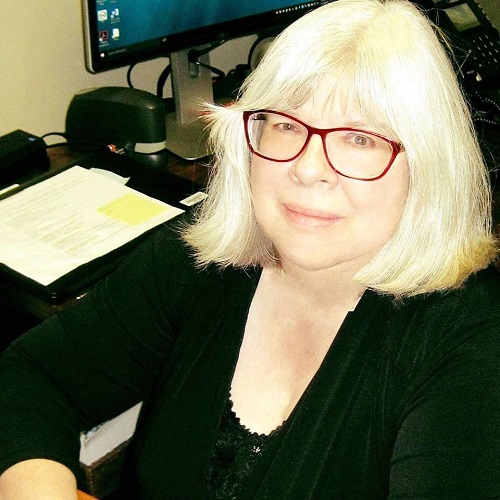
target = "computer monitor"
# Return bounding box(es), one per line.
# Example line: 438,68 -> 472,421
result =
82,0 -> 333,159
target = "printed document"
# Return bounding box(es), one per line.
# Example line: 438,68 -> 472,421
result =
0,166 -> 184,285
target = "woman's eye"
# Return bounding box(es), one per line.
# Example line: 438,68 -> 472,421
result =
347,133 -> 375,147
275,122 -> 300,133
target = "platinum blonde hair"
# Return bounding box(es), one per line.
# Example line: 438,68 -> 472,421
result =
182,0 -> 497,297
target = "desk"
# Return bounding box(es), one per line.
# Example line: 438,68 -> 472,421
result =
0,146 -> 210,321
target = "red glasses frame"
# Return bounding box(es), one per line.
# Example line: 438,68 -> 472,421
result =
243,110 -> 405,181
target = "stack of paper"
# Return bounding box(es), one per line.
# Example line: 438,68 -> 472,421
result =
0,166 -> 184,286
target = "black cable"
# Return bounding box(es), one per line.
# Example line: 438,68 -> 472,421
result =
194,60 -> 225,79
156,64 -> 171,99
187,40 -> 227,80
469,88 -> 500,176
188,39 -> 226,61
155,47 -> 226,99
127,63 -> 137,88
41,132 -> 67,140
470,87 -> 500,127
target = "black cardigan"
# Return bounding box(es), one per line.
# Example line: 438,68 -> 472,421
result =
1,222 -> 500,498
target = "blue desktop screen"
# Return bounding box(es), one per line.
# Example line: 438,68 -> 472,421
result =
95,0 -> 309,53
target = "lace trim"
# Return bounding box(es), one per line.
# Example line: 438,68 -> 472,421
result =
229,398 -> 285,438
205,396 -> 285,498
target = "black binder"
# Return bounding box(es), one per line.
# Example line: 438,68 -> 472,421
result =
0,150 -> 202,302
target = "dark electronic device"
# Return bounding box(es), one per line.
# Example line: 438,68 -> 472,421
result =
418,0 -> 500,173
65,86 -> 167,157
418,0 -> 500,91
81,0 -> 335,159
0,129 -> 50,185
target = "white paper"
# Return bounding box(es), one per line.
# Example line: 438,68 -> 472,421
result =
180,191 -> 208,207
79,403 -> 142,466
0,166 -> 184,286
89,167 -> 130,185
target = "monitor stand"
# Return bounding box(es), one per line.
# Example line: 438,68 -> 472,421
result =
165,49 -> 214,161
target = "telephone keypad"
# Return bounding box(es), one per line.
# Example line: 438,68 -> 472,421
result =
471,33 -> 500,72
461,30 -> 500,86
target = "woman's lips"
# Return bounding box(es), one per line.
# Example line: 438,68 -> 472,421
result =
284,204 -> 342,228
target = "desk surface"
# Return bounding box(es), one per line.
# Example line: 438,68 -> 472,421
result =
48,145 -> 210,188
0,146 -> 210,320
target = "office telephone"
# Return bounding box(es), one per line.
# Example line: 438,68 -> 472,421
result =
421,0 -> 500,113
419,0 -> 500,171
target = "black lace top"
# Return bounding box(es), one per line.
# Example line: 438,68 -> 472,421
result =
205,397 -> 284,499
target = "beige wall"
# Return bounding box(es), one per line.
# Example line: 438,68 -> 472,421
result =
0,0 -> 254,142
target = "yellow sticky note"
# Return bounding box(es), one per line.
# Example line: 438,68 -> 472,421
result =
98,193 -> 167,225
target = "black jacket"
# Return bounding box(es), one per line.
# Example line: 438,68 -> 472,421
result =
1,223 -> 500,498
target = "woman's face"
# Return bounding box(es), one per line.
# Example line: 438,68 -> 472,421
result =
249,93 -> 410,275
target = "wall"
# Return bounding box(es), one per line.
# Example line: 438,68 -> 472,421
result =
0,0 -> 254,142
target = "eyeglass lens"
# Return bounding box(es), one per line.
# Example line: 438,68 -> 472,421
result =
246,111 -> 395,180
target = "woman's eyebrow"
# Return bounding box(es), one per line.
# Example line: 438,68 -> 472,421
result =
341,119 -> 396,136
342,119 -> 370,128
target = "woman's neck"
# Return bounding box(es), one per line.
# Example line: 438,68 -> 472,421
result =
273,260 -> 366,312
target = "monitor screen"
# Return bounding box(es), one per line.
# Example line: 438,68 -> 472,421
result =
83,0 -> 332,74
81,0 -> 334,159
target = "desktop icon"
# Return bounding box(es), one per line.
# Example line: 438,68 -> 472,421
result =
97,9 -> 108,22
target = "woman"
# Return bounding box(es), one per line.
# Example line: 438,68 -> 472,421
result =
1,0 -> 499,498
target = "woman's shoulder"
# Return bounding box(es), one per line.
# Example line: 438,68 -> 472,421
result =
393,264 -> 500,322
430,264 -> 500,330
381,265 -> 500,376
457,264 -> 500,304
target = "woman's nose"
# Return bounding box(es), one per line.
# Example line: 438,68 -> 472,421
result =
289,134 -> 339,186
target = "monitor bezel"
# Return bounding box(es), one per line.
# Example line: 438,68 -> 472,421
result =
82,0 -> 329,74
